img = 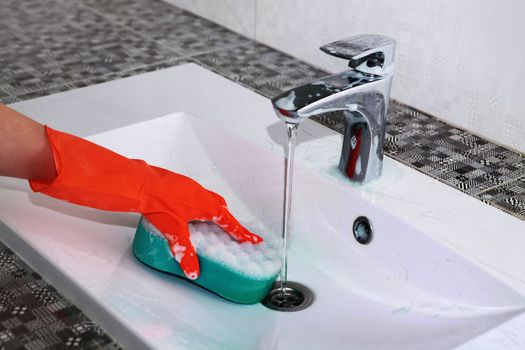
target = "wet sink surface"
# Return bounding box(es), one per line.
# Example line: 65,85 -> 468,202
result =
82,112 -> 522,349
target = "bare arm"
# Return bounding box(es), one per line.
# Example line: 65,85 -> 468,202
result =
0,104 -> 57,182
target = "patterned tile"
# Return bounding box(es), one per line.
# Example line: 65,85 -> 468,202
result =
82,0 -> 251,56
15,58 -> 187,102
0,90 -> 20,104
193,41 -> 329,98
0,0 -> 78,28
477,177 -> 525,220
0,240 -> 121,350
0,0 -> 179,96
384,102 -> 525,195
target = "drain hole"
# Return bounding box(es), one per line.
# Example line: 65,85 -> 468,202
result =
261,281 -> 314,312
269,289 -> 302,308
353,216 -> 373,244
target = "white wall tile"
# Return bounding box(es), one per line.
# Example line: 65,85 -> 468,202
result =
163,0 -> 256,38
169,0 -> 525,152
255,0 -> 525,152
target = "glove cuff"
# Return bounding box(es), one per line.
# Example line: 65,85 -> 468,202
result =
29,126 -> 145,212
29,126 -> 61,192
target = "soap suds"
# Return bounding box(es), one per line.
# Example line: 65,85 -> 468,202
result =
274,90 -> 297,111
170,243 -> 186,263
142,219 -> 282,279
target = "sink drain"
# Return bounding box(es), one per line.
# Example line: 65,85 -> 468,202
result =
261,281 -> 314,312
353,216 -> 373,244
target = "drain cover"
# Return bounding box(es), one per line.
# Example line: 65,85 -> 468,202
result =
353,216 -> 373,244
261,281 -> 314,312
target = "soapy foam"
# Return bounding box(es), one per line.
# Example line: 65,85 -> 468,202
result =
141,218 -> 282,279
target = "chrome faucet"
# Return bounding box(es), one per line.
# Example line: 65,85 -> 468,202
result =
271,34 -> 396,183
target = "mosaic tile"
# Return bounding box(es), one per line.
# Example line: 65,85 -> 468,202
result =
383,102 -> 525,195
82,0 -> 251,57
0,1 -> 179,96
0,90 -> 20,104
0,0 -> 78,28
194,42 -> 329,98
0,240 -> 121,350
15,58 -> 187,102
477,177 -> 525,220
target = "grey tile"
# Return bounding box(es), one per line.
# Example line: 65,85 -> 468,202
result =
0,1 -> 179,96
477,177 -> 525,220
0,240 -> 122,349
0,0 -> 78,29
383,102 -> 525,195
0,90 -> 20,104
81,0 -> 186,24
16,58 -> 187,102
193,42 -> 329,98
83,0 -> 251,56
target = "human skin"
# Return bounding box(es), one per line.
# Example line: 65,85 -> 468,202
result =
0,104 -> 57,182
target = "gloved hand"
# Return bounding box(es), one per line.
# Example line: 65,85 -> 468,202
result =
29,126 -> 263,280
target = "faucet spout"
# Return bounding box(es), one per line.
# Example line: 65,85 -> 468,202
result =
271,34 -> 396,183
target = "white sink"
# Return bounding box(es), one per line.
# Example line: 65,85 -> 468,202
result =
1,63 -> 525,349
88,112 -> 525,349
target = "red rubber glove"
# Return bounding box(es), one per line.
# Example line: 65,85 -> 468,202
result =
29,127 -> 263,280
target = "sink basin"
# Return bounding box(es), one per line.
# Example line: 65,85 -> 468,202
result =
1,64 -> 524,349
86,112 -> 524,349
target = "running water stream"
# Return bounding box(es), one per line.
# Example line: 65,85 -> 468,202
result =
279,122 -> 298,292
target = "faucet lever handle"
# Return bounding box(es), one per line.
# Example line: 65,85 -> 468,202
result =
320,34 -> 395,75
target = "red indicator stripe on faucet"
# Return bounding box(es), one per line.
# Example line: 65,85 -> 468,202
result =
277,108 -> 291,117
346,127 -> 363,178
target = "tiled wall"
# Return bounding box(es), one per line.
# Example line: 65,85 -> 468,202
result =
166,0 -> 525,154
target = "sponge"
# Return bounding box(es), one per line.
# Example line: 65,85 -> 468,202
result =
132,217 -> 282,304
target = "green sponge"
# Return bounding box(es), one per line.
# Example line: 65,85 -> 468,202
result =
132,217 -> 282,304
